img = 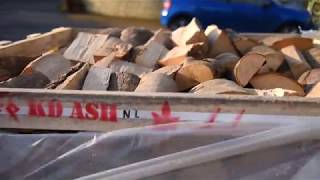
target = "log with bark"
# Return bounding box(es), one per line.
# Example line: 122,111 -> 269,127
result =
135,72 -> 178,92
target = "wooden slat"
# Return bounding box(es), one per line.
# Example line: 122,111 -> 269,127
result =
0,27 -> 74,57
0,88 -> 320,132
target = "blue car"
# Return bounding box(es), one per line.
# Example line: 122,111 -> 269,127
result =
161,0 -> 314,32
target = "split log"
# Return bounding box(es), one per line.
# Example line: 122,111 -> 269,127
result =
56,63 -> 90,90
0,56 -> 35,81
0,71 -> 50,88
82,67 -> 113,91
93,37 -> 133,62
249,46 -> 284,74
261,35 -> 298,47
214,53 -> 240,78
128,45 -> 144,63
93,54 -> 117,68
298,68 -> 320,92
190,79 -> 251,95
277,61 -> 295,79
304,47 -> 320,68
158,43 -> 207,66
135,41 -> 168,68
250,73 -> 305,96
228,31 -> 260,55
171,18 -> 207,46
234,53 -> 266,87
135,72 -> 178,92
108,72 -> 140,91
281,45 -> 311,79
306,82 -> 320,97
263,36 -> 313,51
64,32 -> 109,64
46,63 -> 84,89
109,60 -> 152,77
22,53 -> 73,81
120,27 -> 154,47
298,68 -> 320,86
97,27 -> 122,38
153,65 -> 182,78
146,29 -> 174,49
190,79 -> 302,97
175,60 -> 216,91
205,25 -> 238,57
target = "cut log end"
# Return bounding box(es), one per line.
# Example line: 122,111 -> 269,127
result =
190,79 -> 251,95
250,73 -> 305,96
234,53 -> 266,87
135,72 -> 178,93
176,60 -> 216,91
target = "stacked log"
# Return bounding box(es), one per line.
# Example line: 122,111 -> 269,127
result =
2,18 -> 320,97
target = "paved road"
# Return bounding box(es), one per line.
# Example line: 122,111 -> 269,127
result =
0,0 -> 160,41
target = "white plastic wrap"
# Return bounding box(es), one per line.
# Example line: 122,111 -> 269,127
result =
0,122 -> 320,180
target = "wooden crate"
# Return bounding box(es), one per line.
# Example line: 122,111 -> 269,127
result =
0,27 -> 319,132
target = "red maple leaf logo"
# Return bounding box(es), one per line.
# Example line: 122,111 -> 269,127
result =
152,101 -> 180,125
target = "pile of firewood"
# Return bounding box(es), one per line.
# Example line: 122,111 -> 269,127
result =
2,18 -> 320,98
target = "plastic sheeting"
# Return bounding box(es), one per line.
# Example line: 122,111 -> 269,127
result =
1,122 -> 320,180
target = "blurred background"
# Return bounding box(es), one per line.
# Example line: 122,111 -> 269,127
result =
0,0 -> 319,41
